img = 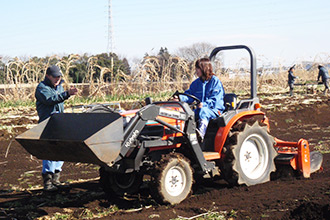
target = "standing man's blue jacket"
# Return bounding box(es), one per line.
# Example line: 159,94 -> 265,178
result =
180,75 -> 225,116
318,66 -> 330,82
35,77 -> 70,123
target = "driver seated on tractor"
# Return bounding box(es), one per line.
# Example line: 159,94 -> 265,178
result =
178,58 -> 225,138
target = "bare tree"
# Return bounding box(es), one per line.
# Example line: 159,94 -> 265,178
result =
175,42 -> 216,62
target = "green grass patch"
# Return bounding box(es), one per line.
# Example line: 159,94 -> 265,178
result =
0,99 -> 35,108
314,141 -> 330,154
0,91 -> 175,109
285,118 -> 294,124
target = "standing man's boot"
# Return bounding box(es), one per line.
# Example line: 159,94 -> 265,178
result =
52,170 -> 68,188
289,89 -> 293,97
42,172 -> 58,192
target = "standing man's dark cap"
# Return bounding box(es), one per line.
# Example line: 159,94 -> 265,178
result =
289,64 -> 295,71
46,65 -> 63,77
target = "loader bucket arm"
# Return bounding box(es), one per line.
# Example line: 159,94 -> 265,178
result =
16,102 -> 216,173
113,102 -> 216,173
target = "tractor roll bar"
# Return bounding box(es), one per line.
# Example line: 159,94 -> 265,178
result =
209,45 -> 257,99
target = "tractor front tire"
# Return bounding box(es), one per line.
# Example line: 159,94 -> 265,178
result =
221,120 -> 277,186
99,167 -> 143,196
149,153 -> 193,205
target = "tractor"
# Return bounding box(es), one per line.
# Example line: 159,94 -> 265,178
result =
16,45 -> 323,205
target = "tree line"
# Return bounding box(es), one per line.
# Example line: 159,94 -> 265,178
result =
0,42 -> 216,85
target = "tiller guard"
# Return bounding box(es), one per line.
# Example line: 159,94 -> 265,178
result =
274,138 -> 323,178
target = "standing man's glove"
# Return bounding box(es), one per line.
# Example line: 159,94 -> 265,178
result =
68,87 -> 78,96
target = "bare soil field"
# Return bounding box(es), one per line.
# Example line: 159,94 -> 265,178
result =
0,93 -> 330,220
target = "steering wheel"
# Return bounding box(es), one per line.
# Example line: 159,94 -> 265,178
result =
171,91 -> 201,109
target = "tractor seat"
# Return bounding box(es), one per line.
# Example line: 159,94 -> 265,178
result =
224,93 -> 237,112
202,93 -> 237,152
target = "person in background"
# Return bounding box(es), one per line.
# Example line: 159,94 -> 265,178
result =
288,65 -> 297,97
35,65 -> 78,191
178,58 -> 225,139
317,64 -> 330,95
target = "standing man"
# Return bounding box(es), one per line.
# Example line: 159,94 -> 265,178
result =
35,65 -> 78,191
317,64 -> 330,95
288,65 -> 297,97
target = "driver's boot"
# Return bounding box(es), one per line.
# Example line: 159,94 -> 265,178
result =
197,119 -> 208,148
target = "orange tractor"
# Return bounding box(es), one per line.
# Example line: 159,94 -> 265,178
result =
16,45 -> 323,205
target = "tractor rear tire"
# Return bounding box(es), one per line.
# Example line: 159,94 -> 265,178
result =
220,120 -> 277,186
149,153 -> 193,205
99,167 -> 143,196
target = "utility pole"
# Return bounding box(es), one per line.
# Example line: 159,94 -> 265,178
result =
107,0 -> 114,72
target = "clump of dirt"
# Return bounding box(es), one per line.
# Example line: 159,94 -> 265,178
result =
286,202 -> 330,220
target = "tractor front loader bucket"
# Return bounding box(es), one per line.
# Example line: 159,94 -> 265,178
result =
274,138 -> 323,178
15,113 -> 123,167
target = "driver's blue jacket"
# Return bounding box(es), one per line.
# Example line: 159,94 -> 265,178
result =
179,75 -> 225,120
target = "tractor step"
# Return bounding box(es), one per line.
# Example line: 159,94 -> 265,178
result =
203,152 -> 220,160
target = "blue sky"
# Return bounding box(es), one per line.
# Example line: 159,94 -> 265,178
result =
1,0 -> 330,66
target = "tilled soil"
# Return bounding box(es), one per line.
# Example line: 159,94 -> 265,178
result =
0,93 -> 329,220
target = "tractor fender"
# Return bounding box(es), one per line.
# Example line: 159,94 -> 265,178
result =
214,110 -> 265,154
